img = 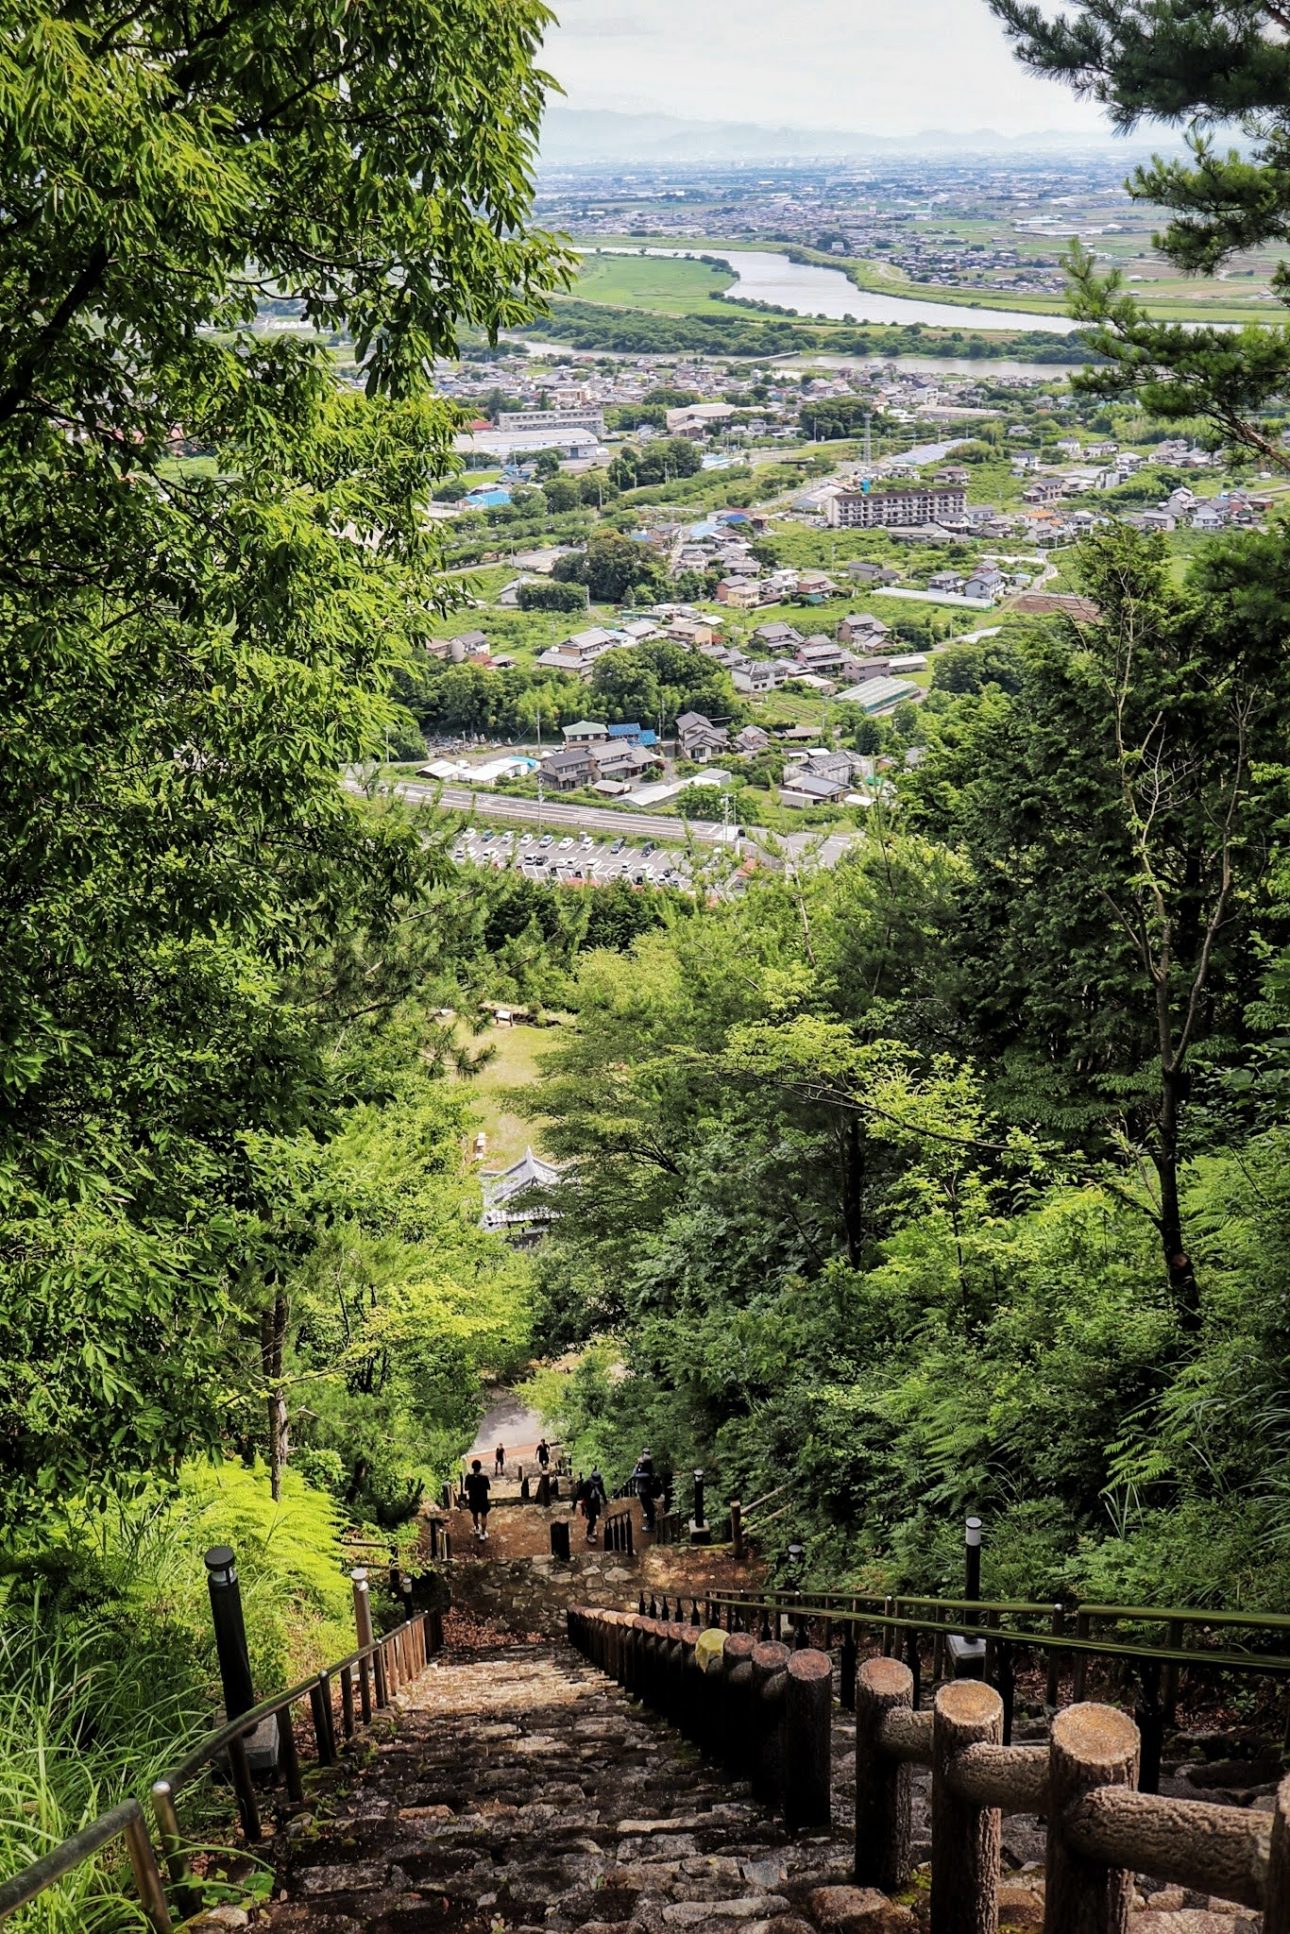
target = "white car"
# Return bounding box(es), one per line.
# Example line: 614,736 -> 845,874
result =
558,836 -> 574,850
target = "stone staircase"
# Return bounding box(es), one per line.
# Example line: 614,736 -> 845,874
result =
258,1633 -> 878,1934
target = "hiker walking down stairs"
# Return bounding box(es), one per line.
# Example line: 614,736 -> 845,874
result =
631,1445 -> 659,1534
464,1458 -> 491,1540
577,1467 -> 607,1543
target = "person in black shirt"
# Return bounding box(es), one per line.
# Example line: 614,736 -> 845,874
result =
536,1437 -> 551,1471
464,1459 -> 491,1540
631,1449 -> 657,1533
578,1469 -> 607,1543
494,1443 -> 505,1476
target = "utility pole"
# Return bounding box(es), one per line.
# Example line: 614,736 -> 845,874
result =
535,707 -> 544,833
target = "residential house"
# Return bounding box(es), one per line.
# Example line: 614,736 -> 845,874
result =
714,578 -> 765,609
668,615 -> 720,647
539,746 -> 598,791
796,570 -> 838,599
1190,502 -> 1227,531
733,725 -> 771,756
927,570 -> 966,595
847,560 -> 900,584
794,637 -> 860,677
536,626 -> 622,675
838,613 -> 891,647
963,568 -> 1006,601
676,711 -> 731,762
779,770 -> 850,810
561,719 -> 610,744
591,742 -> 659,789
732,661 -> 783,696
1022,478 -> 1063,505
755,620 -> 803,651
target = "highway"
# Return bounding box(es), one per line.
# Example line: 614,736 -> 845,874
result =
345,777 -> 857,871
385,780 -> 735,846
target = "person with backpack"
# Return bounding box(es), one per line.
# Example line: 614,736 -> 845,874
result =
631,1448 -> 657,1534
577,1468 -> 607,1544
464,1459 -> 491,1541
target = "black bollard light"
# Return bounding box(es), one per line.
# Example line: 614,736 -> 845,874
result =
947,1514 -> 987,1679
693,1469 -> 706,1530
964,1515 -> 983,1601
205,1546 -> 255,1720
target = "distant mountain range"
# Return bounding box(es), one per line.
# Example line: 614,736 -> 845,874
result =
538,106 -> 1139,166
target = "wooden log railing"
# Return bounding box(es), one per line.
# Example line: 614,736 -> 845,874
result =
711,1589 -> 1290,1784
568,1604 -> 833,1834
0,1610 -> 437,1932
851,1657 -> 1290,1934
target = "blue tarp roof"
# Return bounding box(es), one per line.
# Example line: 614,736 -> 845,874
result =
607,722 -> 642,739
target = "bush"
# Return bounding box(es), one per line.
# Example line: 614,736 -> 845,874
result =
0,1460 -> 357,1930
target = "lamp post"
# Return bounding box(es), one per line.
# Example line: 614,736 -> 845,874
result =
964,1515 -> 983,1602
205,1546 -> 255,1722
692,1468 -> 706,1532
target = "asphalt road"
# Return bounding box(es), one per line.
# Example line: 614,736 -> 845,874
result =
390,780 -> 734,846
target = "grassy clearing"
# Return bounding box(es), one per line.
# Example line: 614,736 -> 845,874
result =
461,1022 -> 554,1166
574,250 -> 735,315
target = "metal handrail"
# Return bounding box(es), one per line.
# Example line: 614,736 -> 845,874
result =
0,1800 -> 169,1927
708,1595 -> 1290,1678
741,1478 -> 793,1517
728,1585 -> 1290,1641
0,1611 -> 433,1933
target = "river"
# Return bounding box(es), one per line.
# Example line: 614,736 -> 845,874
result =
593,245 -> 1082,336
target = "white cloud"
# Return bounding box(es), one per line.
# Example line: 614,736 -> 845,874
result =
542,0 -> 1109,136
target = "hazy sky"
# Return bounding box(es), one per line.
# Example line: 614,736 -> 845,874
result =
542,0 -> 1112,137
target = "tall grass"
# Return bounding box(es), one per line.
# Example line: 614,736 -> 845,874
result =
0,1459 -> 357,1930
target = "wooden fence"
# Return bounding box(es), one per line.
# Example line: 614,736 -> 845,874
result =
713,1588 -> 1290,1786
852,1655 -> 1290,1934
571,1600 -> 1290,1934
568,1604 -> 832,1834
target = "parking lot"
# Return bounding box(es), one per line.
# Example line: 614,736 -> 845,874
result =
451,825 -> 696,890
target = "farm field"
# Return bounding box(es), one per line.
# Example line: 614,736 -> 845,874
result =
574,250 -> 735,314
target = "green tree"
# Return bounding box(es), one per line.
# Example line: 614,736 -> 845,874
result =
541,474 -> 582,513
989,0 -> 1290,458
909,527 -> 1289,1322
554,530 -> 663,604
517,579 -> 588,612
0,0 -> 566,1519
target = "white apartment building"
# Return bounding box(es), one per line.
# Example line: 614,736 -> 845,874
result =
826,485 -> 967,530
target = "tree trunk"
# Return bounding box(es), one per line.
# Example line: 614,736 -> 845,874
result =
840,1113 -> 865,1266
1155,1066 -> 1200,1332
261,1293 -> 289,1500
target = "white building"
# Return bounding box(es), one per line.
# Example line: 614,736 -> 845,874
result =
826,486 -> 967,530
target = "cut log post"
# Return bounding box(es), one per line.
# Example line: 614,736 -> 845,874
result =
1043,1702 -> 1139,1934
1266,1774 -> 1290,1934
855,1656 -> 915,1891
722,1631 -> 758,1774
751,1639 -> 790,1804
930,1678 -> 1003,1934
783,1648 -> 833,1832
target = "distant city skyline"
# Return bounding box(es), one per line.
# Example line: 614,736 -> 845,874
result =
542,0 -> 1119,141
